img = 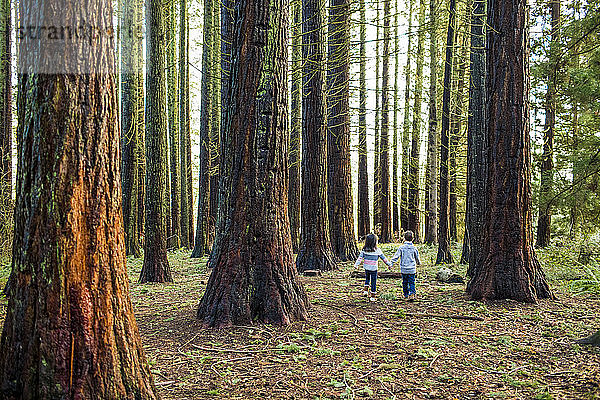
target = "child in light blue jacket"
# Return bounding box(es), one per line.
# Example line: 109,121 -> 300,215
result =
390,230 -> 421,301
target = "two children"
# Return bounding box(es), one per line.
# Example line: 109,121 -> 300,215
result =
354,231 -> 421,302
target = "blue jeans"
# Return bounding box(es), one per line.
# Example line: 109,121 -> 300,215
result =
402,274 -> 416,297
365,270 -> 377,293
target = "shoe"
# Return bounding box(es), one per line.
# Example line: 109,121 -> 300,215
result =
408,294 -> 416,302
369,291 -> 377,302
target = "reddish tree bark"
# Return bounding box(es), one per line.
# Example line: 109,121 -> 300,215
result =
0,1 -> 157,397
327,0 -> 359,259
141,0 -> 172,283
197,0 -> 308,327
296,0 -> 336,272
467,0 -> 554,302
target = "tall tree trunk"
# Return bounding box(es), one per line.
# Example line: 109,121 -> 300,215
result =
535,0 -> 560,248
378,0 -> 393,243
121,0 -> 144,258
449,27 -> 468,243
435,0 -> 456,264
327,0 -> 359,259
296,0 -> 336,272
191,0 -> 214,257
392,0 -> 400,235
357,0 -> 370,239
167,0 -> 181,249
289,0 -> 302,252
141,0 -> 172,283
373,4 -> 381,227
400,0 -> 413,231
463,0 -> 486,273
209,5 -> 221,248
0,0 -> 12,253
179,0 -> 191,249
197,0 -> 309,327
407,0 -> 425,242
466,0 -> 554,302
424,0 -> 438,245
0,1 -> 157,396
209,0 -> 233,263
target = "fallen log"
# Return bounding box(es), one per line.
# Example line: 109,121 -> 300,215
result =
350,270 -> 403,279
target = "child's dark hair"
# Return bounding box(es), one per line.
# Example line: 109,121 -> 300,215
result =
404,230 -> 414,242
363,233 -> 378,252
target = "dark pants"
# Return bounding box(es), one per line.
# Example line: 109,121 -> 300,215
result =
364,270 -> 377,293
402,274 -> 416,297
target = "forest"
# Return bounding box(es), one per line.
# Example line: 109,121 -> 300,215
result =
0,0 -> 599,398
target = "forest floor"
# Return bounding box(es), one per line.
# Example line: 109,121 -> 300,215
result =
0,243 -> 599,399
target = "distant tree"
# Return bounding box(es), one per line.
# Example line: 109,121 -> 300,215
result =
449,27 -> 468,243
179,0 -> 192,249
289,0 -> 302,252
0,1 -> 158,396
167,0 -> 181,249
373,2 -> 381,227
191,0 -> 214,257
197,0 -> 309,327
141,0 -> 172,283
400,0 -> 414,231
535,0 -> 560,248
466,0 -> 554,302
436,0 -> 456,265
392,0 -> 400,234
378,0 -> 393,243
121,0 -> 144,258
407,0 -> 426,242
296,0 -> 336,272
424,0 -> 438,245
357,0 -> 370,239
327,0 -> 359,259
463,0 -> 486,271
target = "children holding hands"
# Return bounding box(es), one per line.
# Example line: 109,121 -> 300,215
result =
354,230 -> 421,302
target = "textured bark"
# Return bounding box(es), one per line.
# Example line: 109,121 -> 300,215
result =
327,0 -> 359,259
0,0 -> 11,252
373,6 -> 381,227
357,0 -> 370,239
191,0 -> 214,258
0,2 -> 157,397
436,0 -> 456,265
466,0 -> 554,302
179,0 -> 191,249
400,0 -> 413,232
167,0 -> 181,249
121,0 -> 144,258
141,0 -> 172,283
535,0 -> 560,248
197,0 -> 309,327
378,0 -> 392,243
392,0 -> 400,234
288,0 -> 301,252
424,0 -> 438,245
209,7 -> 221,249
464,0 -> 486,277
407,0 -> 425,243
296,0 -> 336,272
